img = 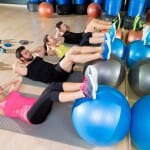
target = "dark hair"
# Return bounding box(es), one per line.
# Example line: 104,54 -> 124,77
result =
43,34 -> 49,55
56,21 -> 63,29
16,46 -> 25,58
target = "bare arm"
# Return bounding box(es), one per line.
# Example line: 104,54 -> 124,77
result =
55,31 -> 65,46
56,37 -> 65,45
55,27 -> 64,38
9,76 -> 23,92
12,61 -> 27,76
30,45 -> 45,58
0,76 -> 23,93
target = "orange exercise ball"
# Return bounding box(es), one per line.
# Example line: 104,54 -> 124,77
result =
87,3 -> 101,18
38,2 -> 54,18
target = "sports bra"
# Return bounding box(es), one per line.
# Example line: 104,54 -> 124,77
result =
55,44 -> 70,58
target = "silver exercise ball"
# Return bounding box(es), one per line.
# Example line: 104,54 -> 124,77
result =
128,58 -> 150,96
84,55 -> 126,87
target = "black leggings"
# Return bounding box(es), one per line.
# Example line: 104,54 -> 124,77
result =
27,82 -> 63,124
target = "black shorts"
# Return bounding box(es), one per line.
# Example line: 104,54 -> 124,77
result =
79,32 -> 92,46
54,62 -> 72,82
27,82 -> 63,124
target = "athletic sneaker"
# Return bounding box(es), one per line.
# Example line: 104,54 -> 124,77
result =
142,26 -> 150,46
108,23 -> 116,42
81,65 -> 98,99
104,32 -> 111,42
112,13 -> 121,30
102,34 -> 111,60
133,16 -> 143,31
145,32 -> 150,46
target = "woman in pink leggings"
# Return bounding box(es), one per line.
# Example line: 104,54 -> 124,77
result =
0,66 -> 98,124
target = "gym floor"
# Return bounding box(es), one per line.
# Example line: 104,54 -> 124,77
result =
0,3 -> 147,150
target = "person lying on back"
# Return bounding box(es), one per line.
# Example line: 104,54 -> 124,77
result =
55,19 -> 111,46
13,33 -> 111,84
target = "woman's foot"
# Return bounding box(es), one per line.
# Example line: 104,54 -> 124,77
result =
108,23 -> 116,42
81,65 -> 98,99
102,33 -> 111,60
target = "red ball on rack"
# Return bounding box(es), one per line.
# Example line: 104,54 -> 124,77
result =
87,3 -> 101,18
38,2 -> 54,18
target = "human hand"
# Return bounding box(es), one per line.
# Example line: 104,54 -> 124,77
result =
0,86 -> 4,94
56,28 -> 64,36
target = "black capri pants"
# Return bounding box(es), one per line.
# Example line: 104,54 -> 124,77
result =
27,82 -> 63,124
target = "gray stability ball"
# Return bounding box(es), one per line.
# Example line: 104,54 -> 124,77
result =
84,55 -> 126,87
128,58 -> 150,96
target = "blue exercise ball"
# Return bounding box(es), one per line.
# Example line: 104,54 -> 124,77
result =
144,0 -> 149,10
130,95 -> 150,150
148,0 -> 150,8
45,0 -> 55,4
57,0 -> 70,5
104,0 -> 123,16
29,0 -> 41,3
72,85 -> 131,146
128,0 -> 146,17
73,0 -> 86,5
92,0 -> 103,5
126,40 -> 150,68
111,38 -> 126,60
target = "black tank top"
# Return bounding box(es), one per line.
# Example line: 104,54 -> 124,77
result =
25,56 -> 55,83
